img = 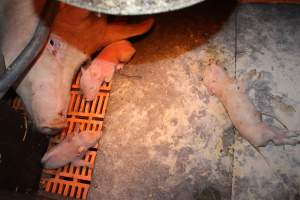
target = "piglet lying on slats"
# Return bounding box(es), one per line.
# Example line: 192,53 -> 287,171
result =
42,129 -> 101,169
80,40 -> 136,101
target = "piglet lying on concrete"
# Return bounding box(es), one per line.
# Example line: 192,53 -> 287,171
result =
202,63 -> 300,147
80,40 -> 136,101
41,129 -> 101,169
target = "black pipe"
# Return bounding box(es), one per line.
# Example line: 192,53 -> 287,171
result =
0,0 -> 58,98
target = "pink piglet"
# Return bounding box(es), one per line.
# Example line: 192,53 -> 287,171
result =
80,40 -> 136,101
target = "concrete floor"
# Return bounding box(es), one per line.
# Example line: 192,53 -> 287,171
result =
233,4 -> 300,200
89,2 -> 300,200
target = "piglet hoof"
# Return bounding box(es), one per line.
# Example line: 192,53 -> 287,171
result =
84,96 -> 95,102
271,128 -> 300,146
72,159 -> 93,168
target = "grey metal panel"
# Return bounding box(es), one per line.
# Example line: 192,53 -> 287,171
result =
58,0 -> 205,15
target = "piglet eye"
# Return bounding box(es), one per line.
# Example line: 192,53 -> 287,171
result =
47,37 -> 62,56
48,37 -> 61,49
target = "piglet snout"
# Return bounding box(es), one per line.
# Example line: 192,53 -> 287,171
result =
39,127 -> 62,135
38,117 -> 67,135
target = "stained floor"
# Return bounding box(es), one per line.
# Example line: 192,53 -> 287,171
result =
233,4 -> 300,200
88,2 -> 300,200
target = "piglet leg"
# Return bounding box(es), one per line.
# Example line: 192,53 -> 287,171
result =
72,159 -> 93,168
267,126 -> 300,145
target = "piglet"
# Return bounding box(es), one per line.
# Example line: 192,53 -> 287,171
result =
80,40 -> 136,101
14,4 -> 154,134
41,129 -> 101,169
202,63 -> 300,147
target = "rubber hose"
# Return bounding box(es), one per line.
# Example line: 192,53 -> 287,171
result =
0,0 -> 58,98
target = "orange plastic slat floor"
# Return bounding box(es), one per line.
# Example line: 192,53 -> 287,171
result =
40,72 -> 111,199
11,72 -> 111,200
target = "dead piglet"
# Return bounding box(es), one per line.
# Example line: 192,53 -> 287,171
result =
41,129 -> 101,169
80,40 -> 136,101
202,63 -> 300,147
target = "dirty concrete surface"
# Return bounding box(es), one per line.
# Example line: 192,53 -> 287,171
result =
89,2 -> 300,200
232,4 -> 300,200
